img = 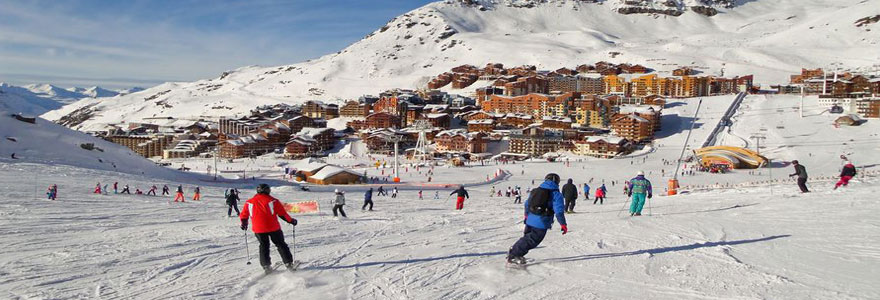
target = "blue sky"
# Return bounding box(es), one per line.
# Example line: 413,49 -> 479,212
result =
0,0 -> 434,89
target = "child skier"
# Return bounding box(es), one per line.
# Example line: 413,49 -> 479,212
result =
834,161 -> 857,190
506,173 -> 568,265
332,189 -> 347,218
147,185 -> 157,196
193,186 -> 201,201
47,185 -> 57,200
174,185 -> 185,202
94,183 -> 102,194
391,187 -> 398,199
239,184 -> 298,273
121,185 -> 131,194
418,190 -> 423,200
162,185 -> 170,196
225,188 -> 240,217
582,183 -> 590,200
594,186 -> 605,204
113,182 -> 118,194
450,185 -> 470,210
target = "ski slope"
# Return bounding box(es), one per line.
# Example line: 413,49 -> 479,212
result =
1,161 -> 878,299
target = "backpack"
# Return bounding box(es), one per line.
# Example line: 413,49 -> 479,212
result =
527,188 -> 554,216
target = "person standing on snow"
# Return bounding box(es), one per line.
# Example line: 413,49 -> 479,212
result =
47,185 -> 57,200
239,184 -> 298,273
377,186 -> 386,197
193,186 -> 202,201
450,185 -> 469,210
363,188 -> 374,211
113,182 -> 118,194
594,186 -> 605,204
434,191 -> 439,200
834,161 -> 857,190
506,173 -> 568,265
789,160 -> 809,193
418,190 -> 423,200
561,178 -> 578,213
582,183 -> 590,200
102,183 -> 109,195
226,188 -> 241,217
94,183 -> 102,194
162,185 -> 170,196
174,185 -> 185,202
490,186 -> 495,197
121,184 -> 131,194
514,189 -> 523,204
332,189 -> 347,218
627,171 -> 652,216
147,185 -> 157,196
391,187 -> 398,199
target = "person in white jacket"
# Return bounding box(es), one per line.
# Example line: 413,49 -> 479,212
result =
332,189 -> 347,218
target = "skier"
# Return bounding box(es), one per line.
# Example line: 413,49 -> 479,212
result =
94,183 -> 102,194
147,185 -> 157,196
434,191 -> 439,200
600,183 -> 607,195
113,182 -> 118,194
514,189 -> 523,204
490,186 -> 495,197
239,184 -> 298,273
121,184 -> 131,194
561,178 -> 578,213
162,185 -> 170,196
788,160 -> 809,193
506,186 -> 512,198
226,188 -> 241,217
418,190 -> 423,200
47,185 -> 57,200
594,186 -> 605,204
193,186 -> 201,201
332,189 -> 347,218
450,185 -> 469,210
174,185 -> 185,202
506,173 -> 568,265
582,183 -> 590,200
391,187 -> 398,199
135,188 -> 143,195
363,188 -> 374,211
102,183 -> 108,195
834,161 -> 856,190
627,171 -> 653,216
377,186 -> 386,197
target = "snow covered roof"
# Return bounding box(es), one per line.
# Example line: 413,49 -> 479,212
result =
618,105 -> 660,114
309,165 -> 361,180
617,114 -> 649,123
291,157 -> 327,173
584,135 -> 626,144
226,140 -> 244,146
542,116 -> 572,122
468,119 -> 494,125
297,127 -> 333,138
426,113 -> 449,119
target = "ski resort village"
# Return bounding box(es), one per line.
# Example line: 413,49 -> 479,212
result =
1,0 -> 880,299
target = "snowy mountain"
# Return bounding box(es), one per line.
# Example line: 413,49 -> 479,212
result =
0,108 -> 191,178
43,0 -> 880,131
0,83 -> 123,115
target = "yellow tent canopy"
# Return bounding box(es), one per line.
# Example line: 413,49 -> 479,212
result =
694,146 -> 769,169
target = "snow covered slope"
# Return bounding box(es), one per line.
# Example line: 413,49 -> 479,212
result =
0,161 -> 877,299
0,83 -> 121,115
0,109 -> 190,178
43,0 -> 880,131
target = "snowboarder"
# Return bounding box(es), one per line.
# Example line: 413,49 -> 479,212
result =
239,184 -> 298,273
113,182 -> 118,194
391,187 -> 398,199
561,178 -> 578,213
147,185 -> 157,196
507,173 -> 568,265
594,186 -> 605,204
47,185 -> 57,200
226,188 -> 240,217
332,189 -> 347,218
377,186 -> 386,197
193,186 -> 201,201
450,185 -> 469,210
363,188 -> 374,211
162,185 -> 170,196
627,171 -> 652,216
788,160 -> 809,193
174,185 -> 185,202
121,184 -> 131,194
582,183 -> 590,200
834,161 -> 856,190
94,183 -> 102,194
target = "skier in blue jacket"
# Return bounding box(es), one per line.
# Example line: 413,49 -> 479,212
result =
507,173 -> 568,265
627,171 -> 653,216
362,187 -> 374,211
582,183 -> 590,200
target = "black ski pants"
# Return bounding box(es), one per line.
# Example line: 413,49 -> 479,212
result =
362,200 -> 373,210
255,230 -> 292,267
797,178 -> 809,193
333,204 -> 347,217
509,225 -> 547,258
593,196 -> 604,204
227,203 -> 240,217
564,197 -> 576,212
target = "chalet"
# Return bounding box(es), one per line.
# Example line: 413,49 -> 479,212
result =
508,126 -> 571,157
574,136 -> 631,158
307,165 -> 364,185
611,114 -> 653,143
541,116 -> 572,130
339,101 -> 369,118
434,130 -> 488,154
302,101 -> 339,119
365,112 -> 402,129
426,113 -> 452,129
467,119 -> 495,133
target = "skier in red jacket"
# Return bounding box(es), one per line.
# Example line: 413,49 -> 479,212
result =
240,184 -> 298,272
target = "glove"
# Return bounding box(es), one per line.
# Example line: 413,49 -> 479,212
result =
289,218 -> 298,226
240,220 -> 248,231
627,193 -> 632,197
560,224 -> 568,235
648,194 -> 653,199
523,214 -> 528,224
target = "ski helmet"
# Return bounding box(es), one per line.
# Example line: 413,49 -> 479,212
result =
637,170 -> 645,176
791,160 -> 799,165
256,183 -> 271,195
544,173 -> 560,184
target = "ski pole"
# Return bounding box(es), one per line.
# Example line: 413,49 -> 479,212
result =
648,196 -> 653,216
244,230 -> 252,265
291,224 -> 296,262
616,196 -> 629,217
